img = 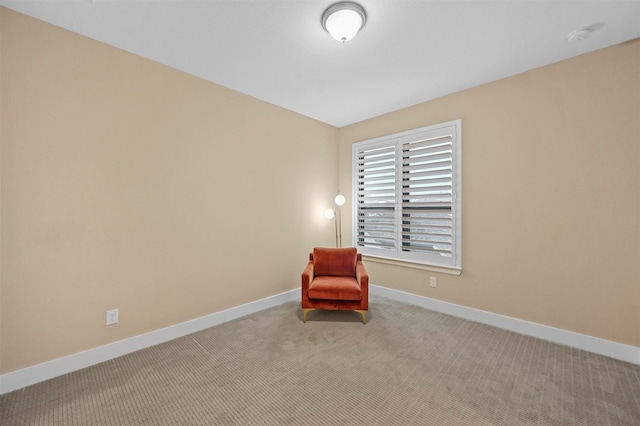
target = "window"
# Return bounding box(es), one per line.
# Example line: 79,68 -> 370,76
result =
352,120 -> 461,270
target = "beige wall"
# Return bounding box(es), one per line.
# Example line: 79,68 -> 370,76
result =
0,8 -> 338,373
339,39 -> 640,347
1,6 -> 639,377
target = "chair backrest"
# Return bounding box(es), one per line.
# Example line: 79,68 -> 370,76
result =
312,247 -> 357,277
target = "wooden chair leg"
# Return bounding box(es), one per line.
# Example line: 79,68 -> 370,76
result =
355,310 -> 367,324
303,309 -> 313,323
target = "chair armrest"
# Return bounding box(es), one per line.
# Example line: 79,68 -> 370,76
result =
356,260 -> 369,309
356,261 -> 368,289
301,262 -> 314,292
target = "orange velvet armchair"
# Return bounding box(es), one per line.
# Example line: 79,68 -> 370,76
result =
301,247 -> 369,324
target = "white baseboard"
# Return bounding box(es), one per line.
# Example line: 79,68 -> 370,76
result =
3,285 -> 638,395
0,289 -> 299,395
370,284 -> 640,365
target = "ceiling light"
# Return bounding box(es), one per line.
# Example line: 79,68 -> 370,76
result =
321,2 -> 367,43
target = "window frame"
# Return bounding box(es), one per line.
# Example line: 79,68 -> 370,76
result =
351,119 -> 462,271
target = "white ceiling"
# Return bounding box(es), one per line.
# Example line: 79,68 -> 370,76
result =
2,0 -> 639,127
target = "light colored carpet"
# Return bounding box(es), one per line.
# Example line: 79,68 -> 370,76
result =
1,295 -> 639,425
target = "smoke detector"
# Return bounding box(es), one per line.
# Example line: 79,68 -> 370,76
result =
567,23 -> 604,42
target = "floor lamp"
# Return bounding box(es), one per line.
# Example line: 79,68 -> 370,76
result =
324,194 -> 346,248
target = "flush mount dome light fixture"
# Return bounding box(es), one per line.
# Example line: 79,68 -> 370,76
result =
321,2 -> 367,43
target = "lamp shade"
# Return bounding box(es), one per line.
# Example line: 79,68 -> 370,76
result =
322,2 -> 367,43
334,194 -> 346,206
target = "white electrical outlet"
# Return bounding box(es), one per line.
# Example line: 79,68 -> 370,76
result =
106,308 -> 119,325
429,276 -> 437,288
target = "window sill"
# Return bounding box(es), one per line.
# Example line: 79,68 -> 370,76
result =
361,255 -> 462,276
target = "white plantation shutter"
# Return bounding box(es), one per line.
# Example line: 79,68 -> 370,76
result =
355,143 -> 397,252
401,132 -> 454,261
353,120 -> 461,269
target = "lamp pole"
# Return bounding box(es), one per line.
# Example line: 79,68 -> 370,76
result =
325,194 -> 346,248
335,203 -> 342,248
334,194 -> 346,248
